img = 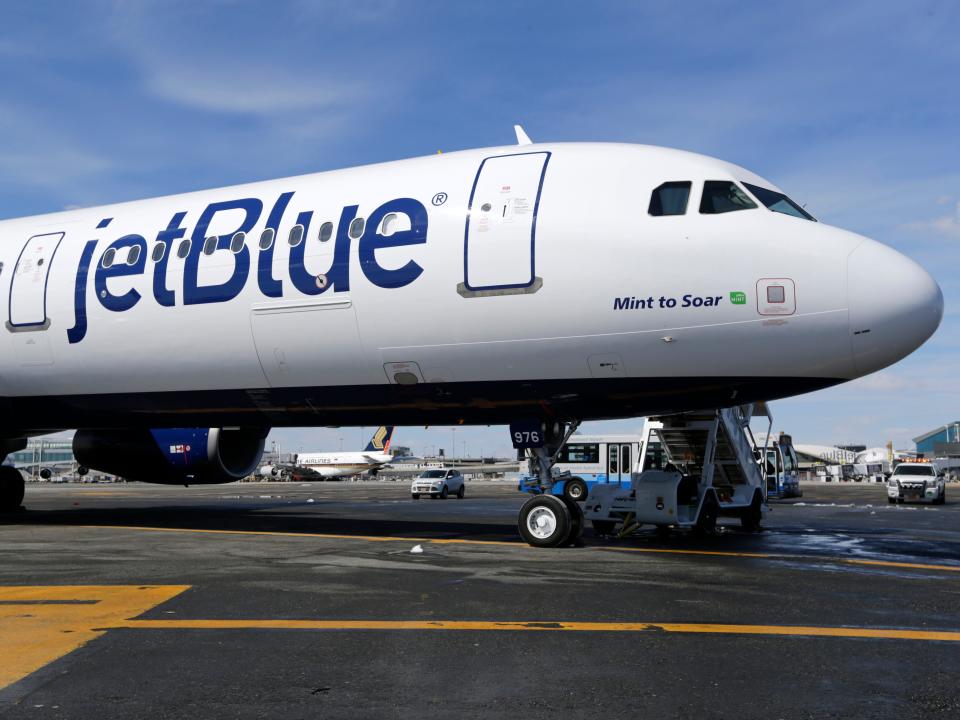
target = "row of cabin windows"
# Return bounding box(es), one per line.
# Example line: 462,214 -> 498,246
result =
100,213 -> 408,269
648,180 -> 815,220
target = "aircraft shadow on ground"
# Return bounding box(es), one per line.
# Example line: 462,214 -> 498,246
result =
2,503 -> 523,542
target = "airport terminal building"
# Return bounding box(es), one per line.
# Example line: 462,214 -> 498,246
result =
5,438 -> 76,478
914,422 -> 960,478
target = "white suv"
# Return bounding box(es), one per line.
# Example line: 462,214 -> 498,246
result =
888,463 -> 945,504
411,469 -> 465,499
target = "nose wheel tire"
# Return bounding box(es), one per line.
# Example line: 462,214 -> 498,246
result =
518,495 -> 573,548
0,466 -> 25,512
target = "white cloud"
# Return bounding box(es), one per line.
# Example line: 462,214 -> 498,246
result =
900,202 -> 960,238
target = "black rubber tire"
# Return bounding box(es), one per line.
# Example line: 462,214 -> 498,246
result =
888,497 -> 896,504
456,485 -> 465,499
440,485 -> 448,499
0,466 -> 25,512
592,520 -> 617,536
412,493 -> 420,500
518,495 -> 572,548
563,477 -> 588,503
740,492 -> 763,532
694,494 -> 718,536
561,496 -> 584,544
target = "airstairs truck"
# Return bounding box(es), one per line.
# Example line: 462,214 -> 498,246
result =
581,404 -> 772,536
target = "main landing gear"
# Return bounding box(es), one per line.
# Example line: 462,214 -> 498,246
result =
513,420 -> 583,548
0,466 -> 25,513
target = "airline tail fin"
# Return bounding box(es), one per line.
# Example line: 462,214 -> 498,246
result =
364,426 -> 395,453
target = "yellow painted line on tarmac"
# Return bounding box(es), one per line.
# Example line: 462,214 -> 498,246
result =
70,525 -> 960,574
0,585 -> 189,689
77,524 -> 521,547
114,618 -> 960,642
841,558 -> 960,573
594,546 -> 783,559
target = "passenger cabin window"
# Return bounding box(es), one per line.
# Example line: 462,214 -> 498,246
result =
126,244 -> 141,266
349,217 -> 365,239
318,222 -> 333,243
176,239 -> 191,259
203,236 -> 218,255
742,182 -> 816,221
699,181 -> 757,214
151,242 -> 166,262
259,228 -> 275,251
288,224 -> 304,247
648,181 -> 691,216
229,231 -> 245,254
101,248 -> 116,268
380,213 -> 398,236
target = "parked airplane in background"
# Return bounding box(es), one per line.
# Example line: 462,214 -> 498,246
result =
0,128 -> 943,545
261,426 -> 400,479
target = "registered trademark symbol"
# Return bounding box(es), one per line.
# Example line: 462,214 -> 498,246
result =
431,192 -> 448,206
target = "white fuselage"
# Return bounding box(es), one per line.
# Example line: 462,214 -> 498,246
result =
295,451 -> 392,478
0,142 -> 943,434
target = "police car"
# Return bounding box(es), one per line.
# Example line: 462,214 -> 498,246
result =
887,460 -> 945,504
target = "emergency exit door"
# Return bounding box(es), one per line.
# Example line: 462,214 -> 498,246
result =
459,151 -> 549,296
7,232 -> 64,331
607,443 -> 633,483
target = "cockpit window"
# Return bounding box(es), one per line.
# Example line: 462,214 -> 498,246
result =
699,181 -> 758,214
648,181 -> 691,216
742,182 -> 816,221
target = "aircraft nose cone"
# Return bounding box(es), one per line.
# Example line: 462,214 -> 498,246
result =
847,239 -> 943,376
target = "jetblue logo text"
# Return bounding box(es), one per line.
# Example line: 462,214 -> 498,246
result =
67,193 -> 428,343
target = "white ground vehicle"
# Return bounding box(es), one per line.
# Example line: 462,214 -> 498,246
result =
411,469 -> 465,499
887,461 -> 945,504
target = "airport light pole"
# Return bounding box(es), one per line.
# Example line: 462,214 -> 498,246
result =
451,427 -> 456,463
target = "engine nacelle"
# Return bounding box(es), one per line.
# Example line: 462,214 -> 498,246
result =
73,427 -> 269,485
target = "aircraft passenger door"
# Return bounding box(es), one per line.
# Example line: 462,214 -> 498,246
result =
7,232 -> 65,332
458,152 -> 550,297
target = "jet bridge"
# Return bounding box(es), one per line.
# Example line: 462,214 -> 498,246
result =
584,404 -> 771,534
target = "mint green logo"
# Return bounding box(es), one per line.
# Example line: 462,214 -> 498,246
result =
729,291 -> 746,305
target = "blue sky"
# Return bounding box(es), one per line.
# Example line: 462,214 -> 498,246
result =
2,1 -> 957,456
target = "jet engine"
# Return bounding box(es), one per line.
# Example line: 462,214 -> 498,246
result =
73,427 -> 269,485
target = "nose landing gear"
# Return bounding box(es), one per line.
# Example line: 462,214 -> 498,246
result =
512,419 -> 582,548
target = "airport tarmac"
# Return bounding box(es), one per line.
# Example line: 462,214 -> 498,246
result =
1,480 -> 959,719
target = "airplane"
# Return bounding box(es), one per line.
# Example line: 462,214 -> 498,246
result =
0,127 -> 943,546
260,426 -> 400,480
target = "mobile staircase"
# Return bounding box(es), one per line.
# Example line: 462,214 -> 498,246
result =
584,403 -> 772,535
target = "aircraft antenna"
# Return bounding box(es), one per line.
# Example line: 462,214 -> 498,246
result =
514,125 -> 533,146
